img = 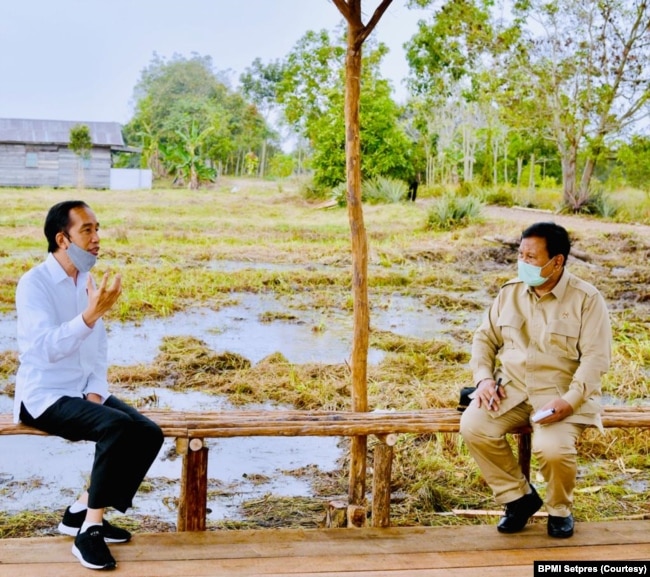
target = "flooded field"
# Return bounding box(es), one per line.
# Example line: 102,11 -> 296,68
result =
0,288 -> 478,527
1,189 -> 647,533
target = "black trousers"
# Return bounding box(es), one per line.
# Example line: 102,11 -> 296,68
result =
20,395 -> 163,512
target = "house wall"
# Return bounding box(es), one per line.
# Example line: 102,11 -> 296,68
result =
0,143 -> 112,188
110,168 -> 152,190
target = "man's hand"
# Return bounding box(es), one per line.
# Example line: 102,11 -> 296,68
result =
475,378 -> 507,411
534,399 -> 573,424
82,271 -> 122,328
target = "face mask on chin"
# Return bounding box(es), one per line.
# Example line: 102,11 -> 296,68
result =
517,258 -> 553,287
66,241 -> 97,273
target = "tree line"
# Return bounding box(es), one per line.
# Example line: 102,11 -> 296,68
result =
121,0 -> 650,210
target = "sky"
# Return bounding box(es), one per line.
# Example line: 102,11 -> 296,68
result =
0,1 -> 430,125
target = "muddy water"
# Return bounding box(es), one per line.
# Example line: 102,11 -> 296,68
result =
0,389 -> 342,525
0,290 -> 469,526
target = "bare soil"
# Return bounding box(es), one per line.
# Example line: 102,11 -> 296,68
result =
484,205 -> 650,235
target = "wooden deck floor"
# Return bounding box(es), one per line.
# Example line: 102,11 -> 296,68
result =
1,520 -> 648,577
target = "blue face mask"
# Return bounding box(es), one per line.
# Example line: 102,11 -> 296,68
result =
66,241 -> 97,273
517,258 -> 553,287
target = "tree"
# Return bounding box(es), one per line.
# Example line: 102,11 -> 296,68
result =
276,28 -> 410,188
126,53 -> 272,182
69,124 -> 93,189
509,0 -> 650,209
240,58 -> 285,177
617,135 -> 650,194
160,121 -> 215,189
405,0 -> 521,187
330,0 -> 394,516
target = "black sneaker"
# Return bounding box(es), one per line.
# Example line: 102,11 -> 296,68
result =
59,507 -> 132,543
497,485 -> 543,533
72,527 -> 117,570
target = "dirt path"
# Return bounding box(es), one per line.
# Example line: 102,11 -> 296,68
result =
483,205 -> 650,236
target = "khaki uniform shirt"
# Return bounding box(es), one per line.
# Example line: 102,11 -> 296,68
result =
470,269 -> 611,428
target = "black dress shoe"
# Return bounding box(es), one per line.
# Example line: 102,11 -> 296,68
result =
548,514 -> 574,538
497,486 -> 543,533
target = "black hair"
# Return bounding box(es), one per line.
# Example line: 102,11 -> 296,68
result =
44,200 -> 89,253
521,222 -> 571,262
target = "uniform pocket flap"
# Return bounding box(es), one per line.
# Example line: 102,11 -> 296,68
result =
548,319 -> 580,338
497,312 -> 525,329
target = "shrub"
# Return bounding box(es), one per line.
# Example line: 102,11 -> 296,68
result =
362,177 -> 407,204
426,194 -> 484,231
267,154 -> 295,179
561,188 -> 619,218
422,183 -> 447,199
457,181 -> 476,197
331,182 -> 347,207
332,177 -> 408,206
301,180 -> 330,202
484,187 -> 515,207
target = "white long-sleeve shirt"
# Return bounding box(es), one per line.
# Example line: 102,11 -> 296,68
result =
14,253 -> 110,423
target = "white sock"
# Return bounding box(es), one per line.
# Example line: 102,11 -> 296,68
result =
69,501 -> 87,514
81,521 -> 102,534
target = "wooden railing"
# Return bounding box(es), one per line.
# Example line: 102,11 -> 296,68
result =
1,406 -> 648,531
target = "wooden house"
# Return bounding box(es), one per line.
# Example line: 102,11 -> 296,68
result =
0,118 -> 126,189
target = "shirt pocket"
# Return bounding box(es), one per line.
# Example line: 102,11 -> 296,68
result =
547,319 -> 580,360
497,312 -> 525,349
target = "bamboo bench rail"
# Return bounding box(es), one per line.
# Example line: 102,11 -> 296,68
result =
1,406 -> 648,531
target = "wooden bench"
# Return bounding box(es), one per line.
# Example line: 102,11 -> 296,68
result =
1,406 -> 648,531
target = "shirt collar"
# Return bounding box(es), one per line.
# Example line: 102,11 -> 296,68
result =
549,268 -> 571,299
525,268 -> 570,299
45,252 -> 72,285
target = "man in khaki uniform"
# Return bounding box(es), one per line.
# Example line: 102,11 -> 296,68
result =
460,222 -> 611,538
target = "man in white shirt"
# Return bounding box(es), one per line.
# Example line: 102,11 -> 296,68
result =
15,200 -> 164,571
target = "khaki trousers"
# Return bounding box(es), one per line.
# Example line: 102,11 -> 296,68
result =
460,401 -> 584,517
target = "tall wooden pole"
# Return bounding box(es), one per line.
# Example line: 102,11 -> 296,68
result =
331,0 -> 394,508
345,19 -> 368,504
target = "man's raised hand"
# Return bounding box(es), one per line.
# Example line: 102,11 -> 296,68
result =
83,271 -> 122,328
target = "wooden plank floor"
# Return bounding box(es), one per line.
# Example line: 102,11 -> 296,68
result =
1,521 -> 648,577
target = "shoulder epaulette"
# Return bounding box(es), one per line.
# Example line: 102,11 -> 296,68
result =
502,277 -> 523,288
568,275 -> 599,297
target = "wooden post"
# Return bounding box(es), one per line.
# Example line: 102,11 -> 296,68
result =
347,504 -> 367,528
343,10 -> 370,508
330,0 -> 394,509
516,432 -> 532,482
372,433 -> 396,527
325,500 -> 348,528
176,437 -> 208,531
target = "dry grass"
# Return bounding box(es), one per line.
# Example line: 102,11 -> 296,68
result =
0,180 -> 648,533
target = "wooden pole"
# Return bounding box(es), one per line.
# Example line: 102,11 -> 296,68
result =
516,433 -> 532,482
330,0 -> 393,511
176,437 -> 208,531
342,1 -> 369,507
372,434 -> 396,527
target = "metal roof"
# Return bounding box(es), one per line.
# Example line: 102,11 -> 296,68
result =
0,118 -> 124,147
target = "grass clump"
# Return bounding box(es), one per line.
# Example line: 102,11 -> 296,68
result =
0,511 -> 61,538
426,194 -> 484,231
331,176 -> 408,206
362,177 -> 408,204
